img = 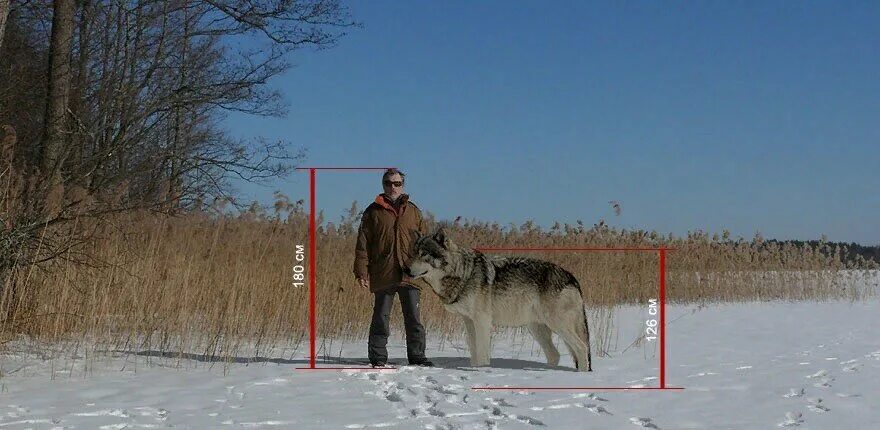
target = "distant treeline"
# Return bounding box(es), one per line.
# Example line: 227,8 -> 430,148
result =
764,239 -> 880,267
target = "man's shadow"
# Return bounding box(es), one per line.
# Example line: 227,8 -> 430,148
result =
113,350 -> 575,371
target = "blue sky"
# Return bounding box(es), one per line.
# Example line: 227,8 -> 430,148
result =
224,1 -> 879,244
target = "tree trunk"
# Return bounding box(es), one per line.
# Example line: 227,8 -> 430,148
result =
40,0 -> 76,183
0,0 -> 10,53
170,0 -> 191,213
69,0 -> 91,185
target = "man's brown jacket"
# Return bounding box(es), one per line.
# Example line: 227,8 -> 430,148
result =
353,193 -> 429,292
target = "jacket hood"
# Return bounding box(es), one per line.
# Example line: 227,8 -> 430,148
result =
375,193 -> 409,216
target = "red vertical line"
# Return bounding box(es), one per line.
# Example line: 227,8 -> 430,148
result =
659,248 -> 666,389
309,168 -> 317,369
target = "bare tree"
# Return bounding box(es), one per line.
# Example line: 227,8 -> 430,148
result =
1,0 -> 356,296
40,0 -> 76,186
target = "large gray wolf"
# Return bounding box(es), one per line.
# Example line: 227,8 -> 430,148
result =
405,229 -> 592,371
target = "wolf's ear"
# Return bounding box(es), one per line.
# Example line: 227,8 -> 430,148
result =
433,227 -> 453,249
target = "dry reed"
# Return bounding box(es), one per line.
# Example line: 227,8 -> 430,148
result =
1,195 -> 876,367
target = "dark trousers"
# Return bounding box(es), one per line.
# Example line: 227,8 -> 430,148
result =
368,284 -> 426,363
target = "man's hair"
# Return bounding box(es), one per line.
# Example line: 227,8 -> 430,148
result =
382,168 -> 405,184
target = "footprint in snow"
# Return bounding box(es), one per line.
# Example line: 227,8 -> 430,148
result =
629,417 -> 659,428
812,377 -> 834,388
409,399 -> 443,419
485,397 -> 515,407
686,371 -> 718,378
584,403 -> 612,415
805,370 -> 828,379
839,359 -> 861,372
482,408 -> 544,427
481,404 -> 545,425
806,397 -> 829,413
437,384 -> 462,395
132,406 -> 169,420
426,405 -> 446,417
783,388 -> 805,398
510,414 -> 545,426
570,392 -> 608,402
481,404 -> 505,417
777,412 -> 803,427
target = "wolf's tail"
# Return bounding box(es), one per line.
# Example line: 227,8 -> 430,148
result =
582,305 -> 593,371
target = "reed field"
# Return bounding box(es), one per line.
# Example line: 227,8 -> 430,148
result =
0,196 -> 876,364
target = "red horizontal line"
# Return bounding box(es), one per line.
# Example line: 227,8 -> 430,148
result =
294,367 -> 398,371
472,387 -> 685,391
294,167 -> 397,170
475,247 -> 676,252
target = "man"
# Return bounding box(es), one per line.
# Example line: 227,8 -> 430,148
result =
354,168 -> 433,367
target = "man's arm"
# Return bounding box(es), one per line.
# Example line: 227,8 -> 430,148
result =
353,209 -> 371,285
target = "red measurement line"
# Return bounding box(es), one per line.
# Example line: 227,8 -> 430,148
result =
475,247 -> 676,252
659,248 -> 666,389
301,166 -> 395,370
295,367 -> 398,371
308,168 -> 317,369
295,167 -> 397,170
472,387 -> 685,391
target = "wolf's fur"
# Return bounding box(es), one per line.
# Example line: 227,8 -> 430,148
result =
405,229 -> 592,371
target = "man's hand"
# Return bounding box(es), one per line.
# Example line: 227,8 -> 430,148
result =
357,278 -> 370,289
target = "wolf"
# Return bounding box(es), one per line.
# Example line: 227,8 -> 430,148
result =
405,229 -> 592,371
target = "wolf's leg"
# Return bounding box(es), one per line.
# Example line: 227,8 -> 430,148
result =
559,330 -> 588,372
527,323 -> 559,366
462,317 -> 477,364
561,338 -> 580,370
582,307 -> 592,371
549,318 -> 589,372
471,315 -> 493,367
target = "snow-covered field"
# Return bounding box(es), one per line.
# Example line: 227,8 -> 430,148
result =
2,274 -> 879,429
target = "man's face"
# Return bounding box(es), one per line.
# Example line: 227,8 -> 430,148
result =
382,173 -> 404,200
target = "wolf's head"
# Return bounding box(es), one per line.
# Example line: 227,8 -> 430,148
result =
405,228 -> 458,280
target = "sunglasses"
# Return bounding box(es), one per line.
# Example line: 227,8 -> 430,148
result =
383,180 -> 404,187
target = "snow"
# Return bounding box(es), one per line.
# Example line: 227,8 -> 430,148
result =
2,273 -> 879,429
